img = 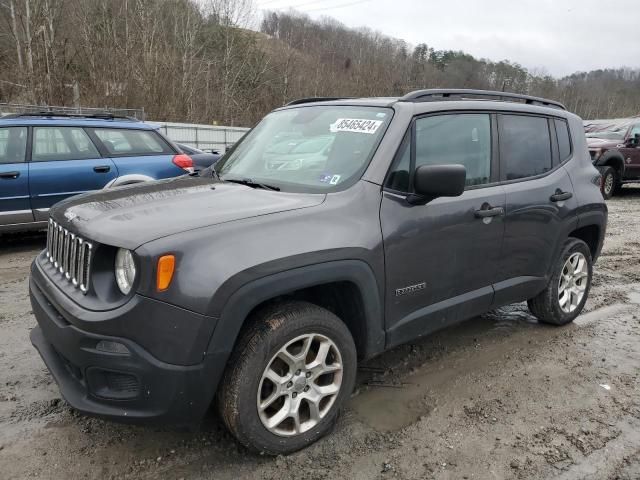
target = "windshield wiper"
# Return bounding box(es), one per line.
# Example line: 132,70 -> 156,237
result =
197,165 -> 220,179
223,177 -> 280,191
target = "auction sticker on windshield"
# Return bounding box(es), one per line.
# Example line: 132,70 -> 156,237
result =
330,118 -> 383,134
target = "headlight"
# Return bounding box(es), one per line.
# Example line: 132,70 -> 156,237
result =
115,248 -> 136,295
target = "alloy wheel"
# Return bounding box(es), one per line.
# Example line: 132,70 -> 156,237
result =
558,252 -> 589,313
257,333 -> 343,436
603,173 -> 614,196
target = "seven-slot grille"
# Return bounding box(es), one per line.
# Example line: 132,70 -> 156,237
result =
45,219 -> 93,293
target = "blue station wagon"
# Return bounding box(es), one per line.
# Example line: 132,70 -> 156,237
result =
0,113 -> 194,233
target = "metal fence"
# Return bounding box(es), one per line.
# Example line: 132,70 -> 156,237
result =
152,122 -> 249,152
0,103 -> 249,152
0,102 -> 146,120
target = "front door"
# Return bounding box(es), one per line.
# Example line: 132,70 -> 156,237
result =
381,113 -> 505,348
620,123 -> 640,180
28,126 -> 117,220
0,126 -> 32,227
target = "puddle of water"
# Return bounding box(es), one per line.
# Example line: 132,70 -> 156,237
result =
626,291 -> 640,305
350,341 -> 514,431
350,308 -> 543,431
574,303 -> 630,326
350,301 -> 633,432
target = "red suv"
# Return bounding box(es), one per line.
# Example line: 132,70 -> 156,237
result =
586,117 -> 640,198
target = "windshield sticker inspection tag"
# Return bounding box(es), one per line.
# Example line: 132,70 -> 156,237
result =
330,118 -> 383,134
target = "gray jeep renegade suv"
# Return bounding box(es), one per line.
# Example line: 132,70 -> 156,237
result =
29,90 -> 607,454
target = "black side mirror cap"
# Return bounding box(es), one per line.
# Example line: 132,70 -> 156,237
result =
408,164 -> 466,204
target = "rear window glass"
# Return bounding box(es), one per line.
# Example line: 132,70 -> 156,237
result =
555,119 -> 572,162
92,128 -> 171,156
32,127 -> 100,162
0,127 -> 27,164
500,115 -> 552,180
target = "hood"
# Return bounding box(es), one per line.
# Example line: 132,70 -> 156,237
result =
50,176 -> 325,249
586,137 -> 622,149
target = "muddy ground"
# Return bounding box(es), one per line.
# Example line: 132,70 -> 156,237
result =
1,189 -> 640,480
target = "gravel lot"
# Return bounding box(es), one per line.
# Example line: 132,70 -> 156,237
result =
1,188 -> 639,480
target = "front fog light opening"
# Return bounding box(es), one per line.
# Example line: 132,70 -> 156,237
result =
95,340 -> 130,355
115,248 -> 136,295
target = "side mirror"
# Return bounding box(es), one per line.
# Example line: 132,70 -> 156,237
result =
408,164 -> 466,204
625,134 -> 639,147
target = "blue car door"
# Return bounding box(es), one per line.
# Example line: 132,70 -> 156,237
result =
0,126 -> 33,226
28,126 -> 117,221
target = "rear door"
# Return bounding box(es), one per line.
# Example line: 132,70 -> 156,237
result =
89,128 -> 180,181
0,126 -> 32,226
28,126 -> 117,220
493,114 -> 578,306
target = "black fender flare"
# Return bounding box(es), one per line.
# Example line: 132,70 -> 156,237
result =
205,259 -> 385,361
596,151 -> 625,177
543,214 -> 580,286
545,209 -> 606,282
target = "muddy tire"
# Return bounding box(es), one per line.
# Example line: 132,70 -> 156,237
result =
217,301 -> 357,455
600,166 -> 616,199
528,238 -> 592,326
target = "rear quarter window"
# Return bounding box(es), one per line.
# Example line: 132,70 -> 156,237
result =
92,128 -> 172,156
499,115 -> 552,181
554,119 -> 572,162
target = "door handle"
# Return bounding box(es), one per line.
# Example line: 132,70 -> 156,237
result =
550,191 -> 572,202
0,171 -> 20,179
93,165 -> 111,173
474,206 -> 504,218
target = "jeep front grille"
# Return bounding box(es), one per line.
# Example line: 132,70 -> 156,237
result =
45,219 -> 93,294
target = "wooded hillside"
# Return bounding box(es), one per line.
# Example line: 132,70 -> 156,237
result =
1,0 -> 639,126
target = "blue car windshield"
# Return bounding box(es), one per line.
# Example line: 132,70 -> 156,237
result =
215,106 -> 392,192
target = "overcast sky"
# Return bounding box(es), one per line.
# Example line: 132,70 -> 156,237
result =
256,0 -> 640,77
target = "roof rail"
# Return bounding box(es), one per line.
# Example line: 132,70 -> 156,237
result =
399,89 -> 566,110
285,97 -> 353,106
4,111 -> 139,121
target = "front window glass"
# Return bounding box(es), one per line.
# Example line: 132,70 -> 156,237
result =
215,106 -> 392,192
415,114 -> 491,187
32,127 -> 100,161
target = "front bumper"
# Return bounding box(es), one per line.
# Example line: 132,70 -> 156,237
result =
29,260 -> 227,425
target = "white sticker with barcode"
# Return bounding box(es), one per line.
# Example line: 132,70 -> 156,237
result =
330,118 -> 383,135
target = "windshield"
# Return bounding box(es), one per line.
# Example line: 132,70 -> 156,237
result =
215,106 -> 392,192
584,120 -> 631,140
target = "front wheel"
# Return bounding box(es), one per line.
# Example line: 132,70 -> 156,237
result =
217,301 -> 357,455
600,166 -> 617,199
528,238 -> 593,325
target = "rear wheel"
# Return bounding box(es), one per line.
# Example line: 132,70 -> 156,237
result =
528,238 -> 592,325
217,301 -> 357,455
